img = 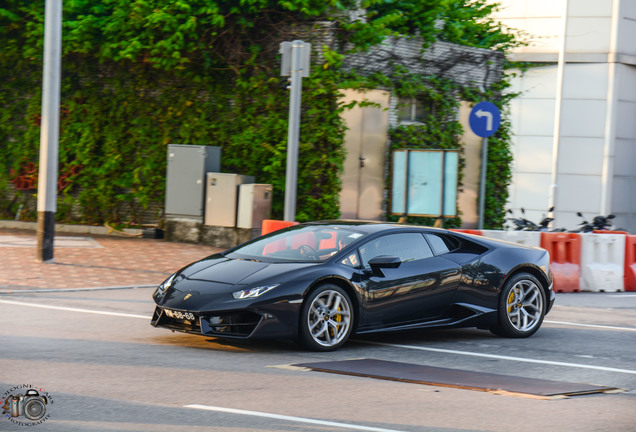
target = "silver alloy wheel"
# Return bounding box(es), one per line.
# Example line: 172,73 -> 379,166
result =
505,279 -> 544,332
306,289 -> 352,347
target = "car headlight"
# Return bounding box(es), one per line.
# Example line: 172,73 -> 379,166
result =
155,272 -> 177,296
232,284 -> 280,299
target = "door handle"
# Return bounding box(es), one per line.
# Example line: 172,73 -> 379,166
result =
441,269 -> 460,277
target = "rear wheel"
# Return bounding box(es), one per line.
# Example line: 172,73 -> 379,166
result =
299,284 -> 353,351
491,273 -> 546,338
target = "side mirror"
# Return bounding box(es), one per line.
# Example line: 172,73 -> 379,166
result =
608,214 -> 615,219
368,255 -> 401,276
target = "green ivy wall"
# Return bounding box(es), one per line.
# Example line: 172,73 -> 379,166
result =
0,0 -> 520,228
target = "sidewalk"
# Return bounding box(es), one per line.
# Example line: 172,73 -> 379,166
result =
0,228 -> 223,292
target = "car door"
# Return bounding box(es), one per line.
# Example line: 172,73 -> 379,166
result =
355,232 -> 461,328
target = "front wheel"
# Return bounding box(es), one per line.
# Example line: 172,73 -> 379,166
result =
299,285 -> 353,351
491,273 -> 546,338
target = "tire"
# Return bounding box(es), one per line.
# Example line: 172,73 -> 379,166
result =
299,284 -> 354,351
491,272 -> 546,338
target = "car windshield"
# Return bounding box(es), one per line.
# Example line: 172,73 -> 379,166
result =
224,225 -> 367,263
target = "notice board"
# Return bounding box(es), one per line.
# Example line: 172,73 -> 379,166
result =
391,149 -> 458,217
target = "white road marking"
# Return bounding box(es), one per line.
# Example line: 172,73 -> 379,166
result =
0,285 -> 156,294
184,404 -> 411,432
545,320 -> 636,332
361,341 -> 636,375
0,299 -> 150,320
3,299 -> 635,375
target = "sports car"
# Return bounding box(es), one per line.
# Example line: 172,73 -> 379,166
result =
151,221 -> 554,351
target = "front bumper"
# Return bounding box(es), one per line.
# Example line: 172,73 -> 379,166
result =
150,301 -> 302,340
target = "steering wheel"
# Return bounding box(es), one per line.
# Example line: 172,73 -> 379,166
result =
298,244 -> 319,261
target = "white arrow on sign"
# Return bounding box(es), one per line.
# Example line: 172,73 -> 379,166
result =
476,109 -> 493,130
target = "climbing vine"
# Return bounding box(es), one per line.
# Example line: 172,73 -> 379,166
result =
0,0 -> 519,227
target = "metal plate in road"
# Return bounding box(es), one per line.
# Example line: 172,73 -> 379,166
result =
296,359 -> 623,398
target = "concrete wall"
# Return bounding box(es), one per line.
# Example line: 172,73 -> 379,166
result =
344,38 -> 503,90
492,0 -> 636,232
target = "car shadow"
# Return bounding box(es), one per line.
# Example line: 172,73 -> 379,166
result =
351,327 -> 498,346
163,327 -> 500,354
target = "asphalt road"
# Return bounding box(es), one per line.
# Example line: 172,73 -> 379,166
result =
1,289 -> 635,432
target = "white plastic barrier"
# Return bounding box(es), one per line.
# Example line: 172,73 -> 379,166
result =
481,230 -> 542,247
579,234 -> 626,292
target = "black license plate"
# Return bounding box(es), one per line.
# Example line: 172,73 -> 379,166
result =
163,308 -> 197,321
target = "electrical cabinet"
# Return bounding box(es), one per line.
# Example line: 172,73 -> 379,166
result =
204,173 -> 255,227
237,184 -> 273,229
165,145 -> 221,220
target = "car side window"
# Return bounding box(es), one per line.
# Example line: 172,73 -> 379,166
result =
359,233 -> 433,268
339,250 -> 360,268
425,233 -> 459,255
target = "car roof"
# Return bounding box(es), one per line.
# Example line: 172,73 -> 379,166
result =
301,220 -> 448,235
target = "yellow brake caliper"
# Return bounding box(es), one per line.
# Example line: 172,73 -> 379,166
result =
331,306 -> 342,337
507,290 -> 515,313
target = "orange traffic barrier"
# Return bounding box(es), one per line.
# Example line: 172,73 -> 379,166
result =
450,229 -> 483,236
541,232 -> 581,293
625,235 -> 636,292
261,219 -> 298,235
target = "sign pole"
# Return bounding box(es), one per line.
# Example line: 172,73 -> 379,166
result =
469,102 -> 500,230
478,137 -> 488,229
283,41 -> 302,222
280,40 -> 310,222
36,0 -> 62,261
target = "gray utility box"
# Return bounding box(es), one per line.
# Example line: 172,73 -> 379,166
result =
165,145 -> 221,220
237,184 -> 273,229
205,173 -> 255,227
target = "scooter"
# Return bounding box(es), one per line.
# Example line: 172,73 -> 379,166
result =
506,207 -> 556,231
506,208 -> 534,230
536,206 -> 558,231
570,212 -> 618,232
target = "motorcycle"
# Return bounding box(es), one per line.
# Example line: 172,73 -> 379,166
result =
506,207 -> 557,231
570,212 -> 623,232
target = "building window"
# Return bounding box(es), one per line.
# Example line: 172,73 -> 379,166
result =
397,97 -> 434,123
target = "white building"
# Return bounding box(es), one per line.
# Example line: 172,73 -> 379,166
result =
492,0 -> 636,232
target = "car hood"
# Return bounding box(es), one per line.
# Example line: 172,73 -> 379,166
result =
182,255 -> 314,286
153,255 -> 317,310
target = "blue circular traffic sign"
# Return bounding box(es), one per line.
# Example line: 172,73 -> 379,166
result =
469,101 -> 501,138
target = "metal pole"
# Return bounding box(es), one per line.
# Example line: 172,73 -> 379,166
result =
283,41 -> 304,222
399,149 -> 410,223
36,0 -> 62,261
600,0 -> 621,215
437,150 -> 446,228
478,137 -> 488,229
549,0 -> 570,225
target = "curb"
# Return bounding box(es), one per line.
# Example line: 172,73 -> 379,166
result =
0,220 -> 144,236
